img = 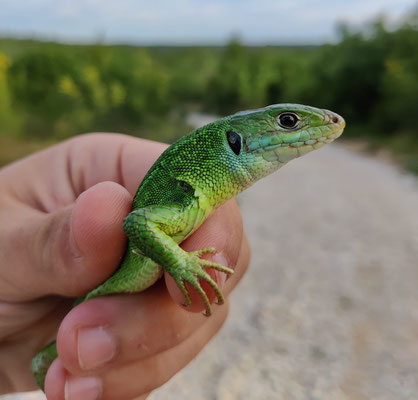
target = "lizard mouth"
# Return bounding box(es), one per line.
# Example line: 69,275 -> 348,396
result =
260,112 -> 345,163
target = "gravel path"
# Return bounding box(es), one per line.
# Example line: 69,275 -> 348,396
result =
4,143 -> 418,400
150,144 -> 418,400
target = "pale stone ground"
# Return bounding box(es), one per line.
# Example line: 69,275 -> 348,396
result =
3,141 -> 418,400
150,144 -> 418,400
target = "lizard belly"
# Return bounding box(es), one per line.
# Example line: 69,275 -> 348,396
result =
170,200 -> 211,244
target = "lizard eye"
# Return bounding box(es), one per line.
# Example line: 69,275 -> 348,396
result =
226,131 -> 241,155
277,112 -> 299,129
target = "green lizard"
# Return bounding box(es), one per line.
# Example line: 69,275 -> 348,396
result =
32,103 -> 345,390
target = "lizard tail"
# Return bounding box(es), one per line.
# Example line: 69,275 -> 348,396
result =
32,341 -> 57,391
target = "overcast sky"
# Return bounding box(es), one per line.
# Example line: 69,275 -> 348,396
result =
0,0 -> 416,44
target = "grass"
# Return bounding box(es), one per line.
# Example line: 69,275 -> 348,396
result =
0,135 -> 56,167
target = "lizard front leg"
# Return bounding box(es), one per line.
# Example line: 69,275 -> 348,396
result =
123,204 -> 234,316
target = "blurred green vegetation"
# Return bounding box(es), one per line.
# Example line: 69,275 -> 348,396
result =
0,14 -> 417,172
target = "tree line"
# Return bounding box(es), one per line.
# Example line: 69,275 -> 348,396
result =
0,14 -> 417,171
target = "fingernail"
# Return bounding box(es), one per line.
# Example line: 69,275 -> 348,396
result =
213,253 -> 230,288
78,327 -> 117,370
65,376 -> 102,400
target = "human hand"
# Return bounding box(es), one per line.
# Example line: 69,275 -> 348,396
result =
0,133 -> 250,399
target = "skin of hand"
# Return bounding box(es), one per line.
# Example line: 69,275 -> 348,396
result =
0,133 -> 250,400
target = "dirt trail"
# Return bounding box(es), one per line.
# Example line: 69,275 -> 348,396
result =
151,143 -> 418,400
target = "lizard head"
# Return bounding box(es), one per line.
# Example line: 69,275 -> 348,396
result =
226,103 -> 345,182
155,103 -> 345,208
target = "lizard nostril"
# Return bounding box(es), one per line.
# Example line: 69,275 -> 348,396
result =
332,116 -> 339,124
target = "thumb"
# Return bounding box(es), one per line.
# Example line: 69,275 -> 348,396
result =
2,181 -> 132,301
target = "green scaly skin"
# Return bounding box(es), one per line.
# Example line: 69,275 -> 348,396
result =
32,104 -> 345,390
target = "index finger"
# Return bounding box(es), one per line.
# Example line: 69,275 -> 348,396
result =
66,133 -> 167,196
2,133 -> 167,212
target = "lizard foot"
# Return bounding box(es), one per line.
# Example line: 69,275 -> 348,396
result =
168,248 -> 234,316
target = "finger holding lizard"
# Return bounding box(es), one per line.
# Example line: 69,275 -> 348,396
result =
45,215 -> 250,400
0,133 -> 249,397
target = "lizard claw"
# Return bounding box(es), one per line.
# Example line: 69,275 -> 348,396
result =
189,247 -> 217,257
167,248 -> 234,316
